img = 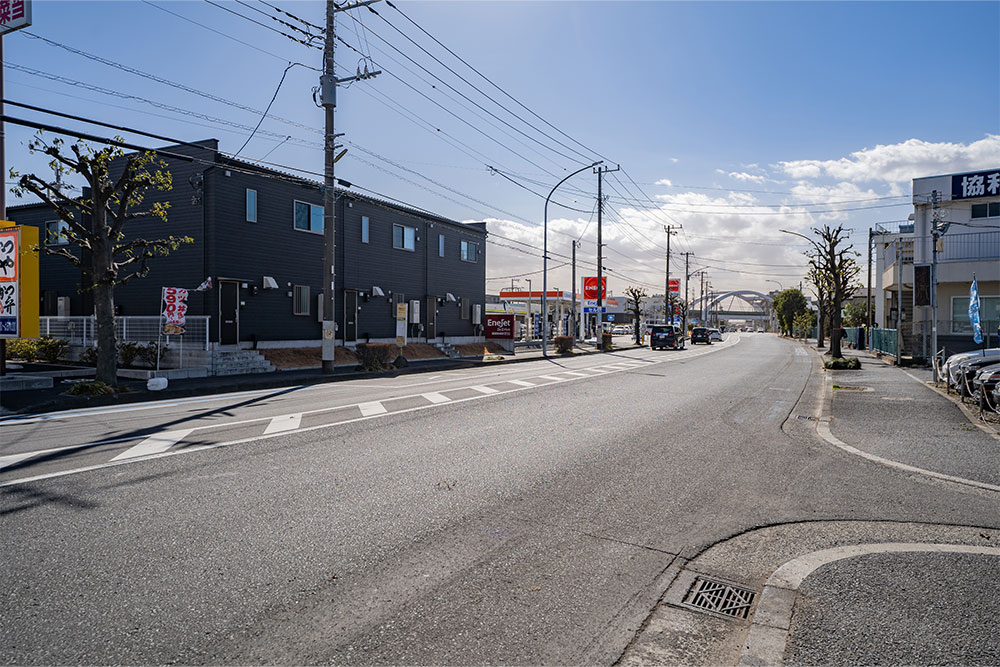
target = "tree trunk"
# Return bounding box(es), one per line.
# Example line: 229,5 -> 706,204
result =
830,288 -> 843,358
90,207 -> 118,387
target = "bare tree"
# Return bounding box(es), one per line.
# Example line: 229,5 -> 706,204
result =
12,134 -> 191,385
801,225 -> 860,358
624,286 -> 648,344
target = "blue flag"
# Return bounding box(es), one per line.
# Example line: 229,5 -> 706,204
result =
970,275 -> 983,345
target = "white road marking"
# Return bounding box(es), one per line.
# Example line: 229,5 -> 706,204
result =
537,375 -> 566,382
469,385 -> 499,394
1,335 -> 749,486
422,392 -> 451,404
358,401 -> 387,416
263,413 -> 302,434
561,371 -> 589,378
0,449 -> 53,470
110,429 -> 193,462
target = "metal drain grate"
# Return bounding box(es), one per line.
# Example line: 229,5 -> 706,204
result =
683,577 -> 756,619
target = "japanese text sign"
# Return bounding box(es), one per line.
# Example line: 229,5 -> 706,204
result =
162,287 -> 189,335
952,170 -> 1000,200
0,282 -> 17,336
0,0 -> 31,35
0,229 -> 18,281
583,276 -> 606,300
485,314 -> 515,339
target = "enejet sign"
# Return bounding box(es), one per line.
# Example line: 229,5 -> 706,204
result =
485,314 -> 514,339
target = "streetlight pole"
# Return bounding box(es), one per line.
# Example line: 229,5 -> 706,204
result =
543,161 -> 601,356
766,279 -> 783,333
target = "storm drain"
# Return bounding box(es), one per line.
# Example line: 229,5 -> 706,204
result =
682,577 -> 756,619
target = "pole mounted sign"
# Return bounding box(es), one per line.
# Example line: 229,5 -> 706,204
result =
0,0 -> 31,35
0,224 -> 39,339
668,279 -> 680,293
583,276 -> 606,301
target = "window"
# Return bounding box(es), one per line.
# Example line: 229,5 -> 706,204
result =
246,189 -> 257,222
293,285 -> 310,315
461,240 -> 479,262
361,216 -> 370,243
294,201 -> 323,233
393,224 -> 415,251
952,295 -> 1000,333
438,234 -> 445,257
45,220 -> 69,245
971,202 -> 1000,219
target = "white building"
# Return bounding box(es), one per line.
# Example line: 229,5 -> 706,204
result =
876,168 -> 1000,357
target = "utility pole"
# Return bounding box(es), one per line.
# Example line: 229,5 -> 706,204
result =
320,0 -> 381,373
681,252 -> 694,332
867,227 -> 873,334
571,240 -> 579,340
595,164 -> 619,344
663,225 -> 678,323
699,271 -> 706,323
930,190 -> 945,380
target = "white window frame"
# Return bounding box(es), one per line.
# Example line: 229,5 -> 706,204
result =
246,188 -> 257,223
461,240 -> 479,263
293,285 -> 310,316
361,216 -> 370,243
45,220 -> 70,246
393,224 -> 416,251
951,294 -> 1000,333
970,202 -> 1000,219
293,200 -> 324,234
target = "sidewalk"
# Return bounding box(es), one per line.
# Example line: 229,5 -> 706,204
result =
0,339 -> 642,416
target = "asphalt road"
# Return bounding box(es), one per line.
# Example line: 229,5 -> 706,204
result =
1,333 -> 998,665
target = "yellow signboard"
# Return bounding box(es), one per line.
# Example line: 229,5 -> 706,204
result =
0,222 -> 39,339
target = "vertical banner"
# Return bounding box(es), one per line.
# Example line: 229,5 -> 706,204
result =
395,302 -> 408,347
0,229 -> 19,337
969,275 -> 983,345
162,287 -> 189,335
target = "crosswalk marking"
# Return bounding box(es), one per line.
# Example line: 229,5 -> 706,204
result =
359,401 -> 387,416
508,379 -> 535,387
469,385 -> 499,394
0,450 -> 51,471
422,392 -> 451,404
111,429 -> 193,462
537,375 -> 565,382
561,371 -> 589,377
264,413 -> 302,434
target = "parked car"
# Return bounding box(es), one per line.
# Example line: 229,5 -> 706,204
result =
943,349 -> 1000,389
691,327 -> 711,345
708,328 -> 723,342
650,324 -> 685,350
952,356 -> 1000,396
971,363 -> 1000,412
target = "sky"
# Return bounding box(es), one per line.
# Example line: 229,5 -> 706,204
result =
4,0 -> 999,303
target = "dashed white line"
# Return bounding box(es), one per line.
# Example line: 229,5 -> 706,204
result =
422,392 -> 451,404
537,375 -> 566,382
358,401 -> 387,417
263,413 -> 302,434
469,385 -> 499,395
561,371 -> 589,378
110,429 -> 193,462
508,379 -> 535,387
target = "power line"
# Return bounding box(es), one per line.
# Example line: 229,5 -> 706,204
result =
203,0 -> 321,48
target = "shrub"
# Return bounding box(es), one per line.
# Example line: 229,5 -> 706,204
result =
37,336 -> 69,363
355,342 -> 395,371
79,345 -> 98,366
66,380 -> 115,396
7,338 -> 39,361
118,341 -> 142,368
824,356 -> 861,370
554,336 -> 574,354
137,342 -> 168,368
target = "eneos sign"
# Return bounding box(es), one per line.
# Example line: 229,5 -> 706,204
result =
485,314 -> 515,339
583,276 -> 606,300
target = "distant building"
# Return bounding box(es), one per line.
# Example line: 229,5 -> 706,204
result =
9,140 -> 487,348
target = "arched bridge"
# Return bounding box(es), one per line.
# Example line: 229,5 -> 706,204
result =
689,290 -> 773,321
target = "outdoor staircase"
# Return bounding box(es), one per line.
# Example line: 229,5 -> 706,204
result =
433,342 -> 460,358
180,349 -> 276,376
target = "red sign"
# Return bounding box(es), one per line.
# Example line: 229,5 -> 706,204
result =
162,287 -> 189,335
668,279 -> 680,293
485,314 -> 515,339
583,276 -> 606,300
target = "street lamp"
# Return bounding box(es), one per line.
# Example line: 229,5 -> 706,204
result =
766,279 -> 783,292
543,161 -> 602,357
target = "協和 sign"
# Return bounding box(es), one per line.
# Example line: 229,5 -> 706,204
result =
952,170 -> 1000,200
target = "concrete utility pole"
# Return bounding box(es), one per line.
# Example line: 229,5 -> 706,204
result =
681,252 -> 694,331
320,0 -> 380,373
571,240 -> 580,340
930,190 -> 946,380
663,225 -> 678,323
867,227 -> 873,334
594,164 -> 619,343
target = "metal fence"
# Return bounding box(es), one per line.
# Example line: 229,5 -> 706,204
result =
938,231 -> 1000,263
39,316 -> 211,350
870,328 -> 898,357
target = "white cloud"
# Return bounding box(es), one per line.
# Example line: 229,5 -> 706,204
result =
777,135 -> 1000,184
656,178 -> 673,186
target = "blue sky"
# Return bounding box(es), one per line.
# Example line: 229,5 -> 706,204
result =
5,1 -> 999,298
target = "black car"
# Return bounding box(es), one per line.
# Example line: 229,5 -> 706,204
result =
650,325 -> 685,350
972,363 -> 1000,412
954,357 -> 1000,396
691,327 -> 711,345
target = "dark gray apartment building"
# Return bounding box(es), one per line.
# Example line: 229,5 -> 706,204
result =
8,139 -> 487,347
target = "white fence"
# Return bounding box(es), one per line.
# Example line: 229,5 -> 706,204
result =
39,316 -> 211,350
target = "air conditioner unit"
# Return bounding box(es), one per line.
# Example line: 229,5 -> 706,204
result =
472,303 -> 482,325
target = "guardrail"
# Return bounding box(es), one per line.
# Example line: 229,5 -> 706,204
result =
870,328 -> 897,357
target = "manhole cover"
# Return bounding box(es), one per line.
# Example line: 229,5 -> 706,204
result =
683,577 -> 756,619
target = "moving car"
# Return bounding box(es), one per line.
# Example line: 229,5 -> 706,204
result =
650,324 -> 685,350
691,327 -> 711,345
708,328 -> 723,342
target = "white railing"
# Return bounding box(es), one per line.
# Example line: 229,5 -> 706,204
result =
39,316 -> 211,350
